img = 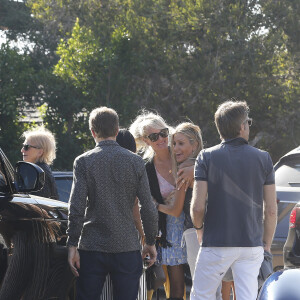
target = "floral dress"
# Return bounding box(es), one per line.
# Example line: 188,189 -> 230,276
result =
156,170 -> 187,266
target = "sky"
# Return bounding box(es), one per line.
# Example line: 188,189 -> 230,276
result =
0,30 -> 33,52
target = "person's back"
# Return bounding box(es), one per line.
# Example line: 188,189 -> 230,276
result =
67,107 -> 158,300
71,141 -> 153,252
190,100 -> 277,300
200,139 -> 274,247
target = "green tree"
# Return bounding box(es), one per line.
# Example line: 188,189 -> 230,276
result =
2,0 -> 299,167
52,0 -> 299,160
0,44 -> 36,164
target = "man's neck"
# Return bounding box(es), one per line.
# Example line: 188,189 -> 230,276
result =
94,136 -> 116,144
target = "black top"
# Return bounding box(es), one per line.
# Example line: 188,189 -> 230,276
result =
183,187 -> 193,231
145,158 -> 171,248
32,162 -> 59,200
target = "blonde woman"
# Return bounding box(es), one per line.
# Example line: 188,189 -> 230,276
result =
21,126 -> 59,200
156,122 -> 203,277
130,112 -> 194,300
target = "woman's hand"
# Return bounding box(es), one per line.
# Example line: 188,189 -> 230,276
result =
177,161 -> 195,191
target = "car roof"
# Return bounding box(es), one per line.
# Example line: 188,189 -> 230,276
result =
281,146 -> 300,157
275,146 -> 300,170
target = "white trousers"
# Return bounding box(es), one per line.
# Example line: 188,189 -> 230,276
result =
182,229 -> 222,300
182,228 -> 200,277
191,246 -> 264,300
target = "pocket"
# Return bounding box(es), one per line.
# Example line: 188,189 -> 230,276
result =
250,246 -> 264,261
115,251 -> 143,276
201,247 -> 227,260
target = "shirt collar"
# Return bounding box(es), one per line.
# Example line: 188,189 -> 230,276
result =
96,140 -> 118,147
221,137 -> 248,146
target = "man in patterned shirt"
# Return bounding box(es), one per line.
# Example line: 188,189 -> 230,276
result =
67,107 -> 158,300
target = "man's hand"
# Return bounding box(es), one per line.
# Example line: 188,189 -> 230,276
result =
196,228 -> 203,244
68,246 -> 80,277
141,244 -> 157,267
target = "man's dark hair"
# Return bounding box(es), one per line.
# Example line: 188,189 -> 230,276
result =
214,100 -> 249,140
89,107 -> 119,138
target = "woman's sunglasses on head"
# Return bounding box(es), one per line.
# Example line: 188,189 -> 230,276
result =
147,128 -> 169,142
22,144 -> 40,151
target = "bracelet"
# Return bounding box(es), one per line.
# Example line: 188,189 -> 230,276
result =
155,202 -> 159,210
194,224 -> 204,230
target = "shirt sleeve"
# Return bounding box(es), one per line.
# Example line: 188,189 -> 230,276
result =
194,150 -> 208,181
264,153 -> 275,185
66,157 -> 88,247
136,161 -> 158,246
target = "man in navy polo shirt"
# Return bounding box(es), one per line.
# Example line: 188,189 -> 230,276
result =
190,100 -> 277,300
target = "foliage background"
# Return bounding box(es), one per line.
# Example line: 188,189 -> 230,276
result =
0,0 -> 299,169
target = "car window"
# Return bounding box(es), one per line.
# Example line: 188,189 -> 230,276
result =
0,163 -> 8,194
0,171 -> 7,192
274,202 -> 296,238
275,158 -> 300,187
55,177 -> 73,203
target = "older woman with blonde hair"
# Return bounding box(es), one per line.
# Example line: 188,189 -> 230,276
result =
21,126 -> 59,200
130,112 -> 194,300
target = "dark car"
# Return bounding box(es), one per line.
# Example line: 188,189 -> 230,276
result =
271,146 -> 300,271
0,149 -> 75,299
53,171 -> 73,203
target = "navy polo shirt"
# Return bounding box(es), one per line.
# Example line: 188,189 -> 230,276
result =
195,137 -> 275,247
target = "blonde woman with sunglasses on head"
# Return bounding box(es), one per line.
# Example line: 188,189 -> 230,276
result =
21,126 -> 59,200
130,111 -> 194,300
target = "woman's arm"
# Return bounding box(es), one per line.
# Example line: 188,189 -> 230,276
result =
157,160 -> 194,217
157,187 -> 186,217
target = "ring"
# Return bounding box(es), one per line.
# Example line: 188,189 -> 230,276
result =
182,179 -> 185,183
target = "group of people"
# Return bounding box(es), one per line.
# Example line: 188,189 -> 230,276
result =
21,99 -> 278,300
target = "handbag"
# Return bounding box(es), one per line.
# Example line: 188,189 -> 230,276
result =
145,264 -> 166,291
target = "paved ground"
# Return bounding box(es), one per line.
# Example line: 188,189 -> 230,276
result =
153,285 -> 234,300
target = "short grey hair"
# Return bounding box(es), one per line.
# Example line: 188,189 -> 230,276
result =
214,100 -> 249,140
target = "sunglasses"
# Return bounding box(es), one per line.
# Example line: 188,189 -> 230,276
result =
245,118 -> 253,127
22,144 -> 40,151
147,128 -> 169,142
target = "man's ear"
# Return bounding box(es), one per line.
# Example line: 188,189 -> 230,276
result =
91,129 -> 97,138
115,127 -> 119,137
239,122 -> 246,135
